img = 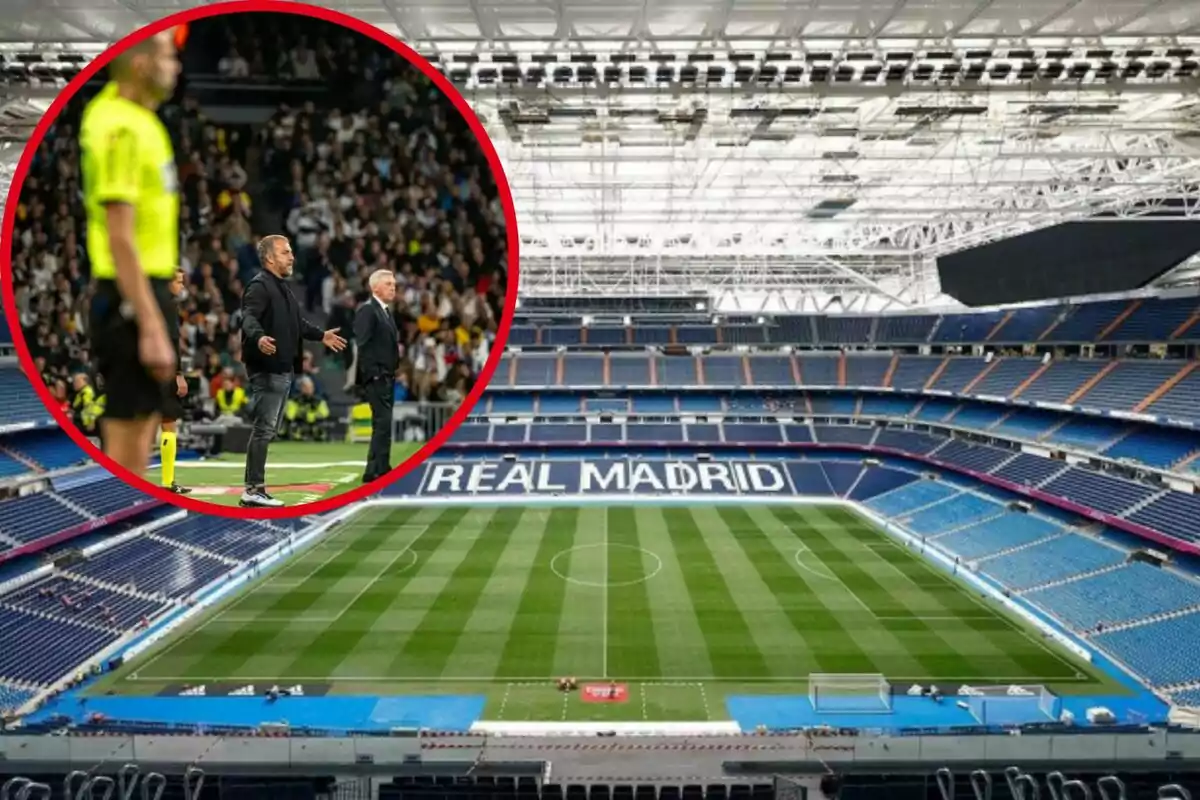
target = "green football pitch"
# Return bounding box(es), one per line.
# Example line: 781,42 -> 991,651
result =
98,504 -> 1123,721
144,441 -> 420,506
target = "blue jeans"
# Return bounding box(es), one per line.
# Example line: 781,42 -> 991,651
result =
244,372 -> 292,489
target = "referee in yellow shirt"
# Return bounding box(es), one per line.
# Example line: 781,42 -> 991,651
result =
80,29 -> 183,478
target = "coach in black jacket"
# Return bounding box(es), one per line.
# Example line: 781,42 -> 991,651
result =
353,269 -> 401,484
239,235 -> 346,508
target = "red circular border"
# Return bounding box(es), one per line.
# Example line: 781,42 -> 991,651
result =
0,0 -> 519,520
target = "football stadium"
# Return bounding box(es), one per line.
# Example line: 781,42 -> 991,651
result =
3,0 -> 1200,798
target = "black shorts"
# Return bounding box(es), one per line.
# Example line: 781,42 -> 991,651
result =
160,378 -> 185,422
90,278 -> 177,422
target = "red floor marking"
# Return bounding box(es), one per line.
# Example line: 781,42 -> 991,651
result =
581,683 -> 629,703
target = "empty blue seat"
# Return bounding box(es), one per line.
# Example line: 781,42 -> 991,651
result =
1027,563 -> 1200,630
844,355 -> 891,387
1018,361 -> 1103,404
981,534 -> 1126,590
875,315 -> 936,343
1093,612 -> 1200,687
936,514 -> 1062,560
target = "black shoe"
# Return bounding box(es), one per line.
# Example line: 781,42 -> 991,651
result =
169,483 -> 192,495
239,488 -> 284,508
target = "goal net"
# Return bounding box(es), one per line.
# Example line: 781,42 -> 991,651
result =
965,686 -> 1060,726
809,673 -> 893,713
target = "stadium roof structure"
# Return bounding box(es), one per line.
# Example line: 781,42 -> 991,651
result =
1,0 -> 1200,310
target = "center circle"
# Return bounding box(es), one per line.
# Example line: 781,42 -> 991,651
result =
549,543 -> 664,588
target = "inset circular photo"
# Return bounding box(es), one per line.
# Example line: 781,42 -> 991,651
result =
1,1 -> 517,518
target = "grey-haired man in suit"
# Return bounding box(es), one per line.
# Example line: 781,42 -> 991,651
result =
353,269 -> 400,484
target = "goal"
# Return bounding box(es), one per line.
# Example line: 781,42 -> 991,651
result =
966,685 -> 1060,726
808,673 -> 893,713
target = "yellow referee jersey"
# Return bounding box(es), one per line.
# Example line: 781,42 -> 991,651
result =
80,81 -> 179,280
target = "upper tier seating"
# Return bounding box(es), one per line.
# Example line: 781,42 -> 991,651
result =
1017,361 -> 1103,404
1040,468 -> 1158,517
930,439 -> 1013,473
1127,492 -> 1200,545
1145,369 -> 1200,421
933,312 -> 1007,344
1075,361 -> 1179,411
489,354 -> 1200,421
992,454 -> 1067,487
969,358 -> 1042,397
509,295 -> 1200,350
1103,297 -> 1200,342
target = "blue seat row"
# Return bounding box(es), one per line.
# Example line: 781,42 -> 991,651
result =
1026,563 -> 1200,631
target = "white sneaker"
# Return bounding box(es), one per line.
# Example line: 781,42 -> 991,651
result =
239,489 -> 284,508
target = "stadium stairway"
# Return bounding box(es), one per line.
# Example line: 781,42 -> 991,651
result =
1015,561 -> 1127,595
1033,417 -> 1072,443
892,491 -> 967,525
1121,489 -> 1171,518
145,532 -> 240,566
1094,603 -> 1200,636
967,528 -> 1066,563
65,572 -> 163,603
0,446 -> 40,475
925,505 -> 1009,539
47,490 -> 94,521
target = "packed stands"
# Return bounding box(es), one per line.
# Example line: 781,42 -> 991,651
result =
9,12 -> 508,428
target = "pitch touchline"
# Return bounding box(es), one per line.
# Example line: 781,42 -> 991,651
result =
330,542 -> 424,622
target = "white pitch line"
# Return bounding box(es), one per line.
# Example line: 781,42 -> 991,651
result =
498,683 -> 513,720
602,509 -> 609,680
868,527 -> 1087,676
790,545 -> 874,616
329,525 -> 428,622
128,513 -> 385,677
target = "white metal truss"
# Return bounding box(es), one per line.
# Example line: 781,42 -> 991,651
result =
2,0 -> 1200,306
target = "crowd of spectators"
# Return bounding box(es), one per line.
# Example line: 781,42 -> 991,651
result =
9,13 -> 508,438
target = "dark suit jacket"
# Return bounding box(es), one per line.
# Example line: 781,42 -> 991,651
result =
240,270 -> 325,377
353,298 -> 400,386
